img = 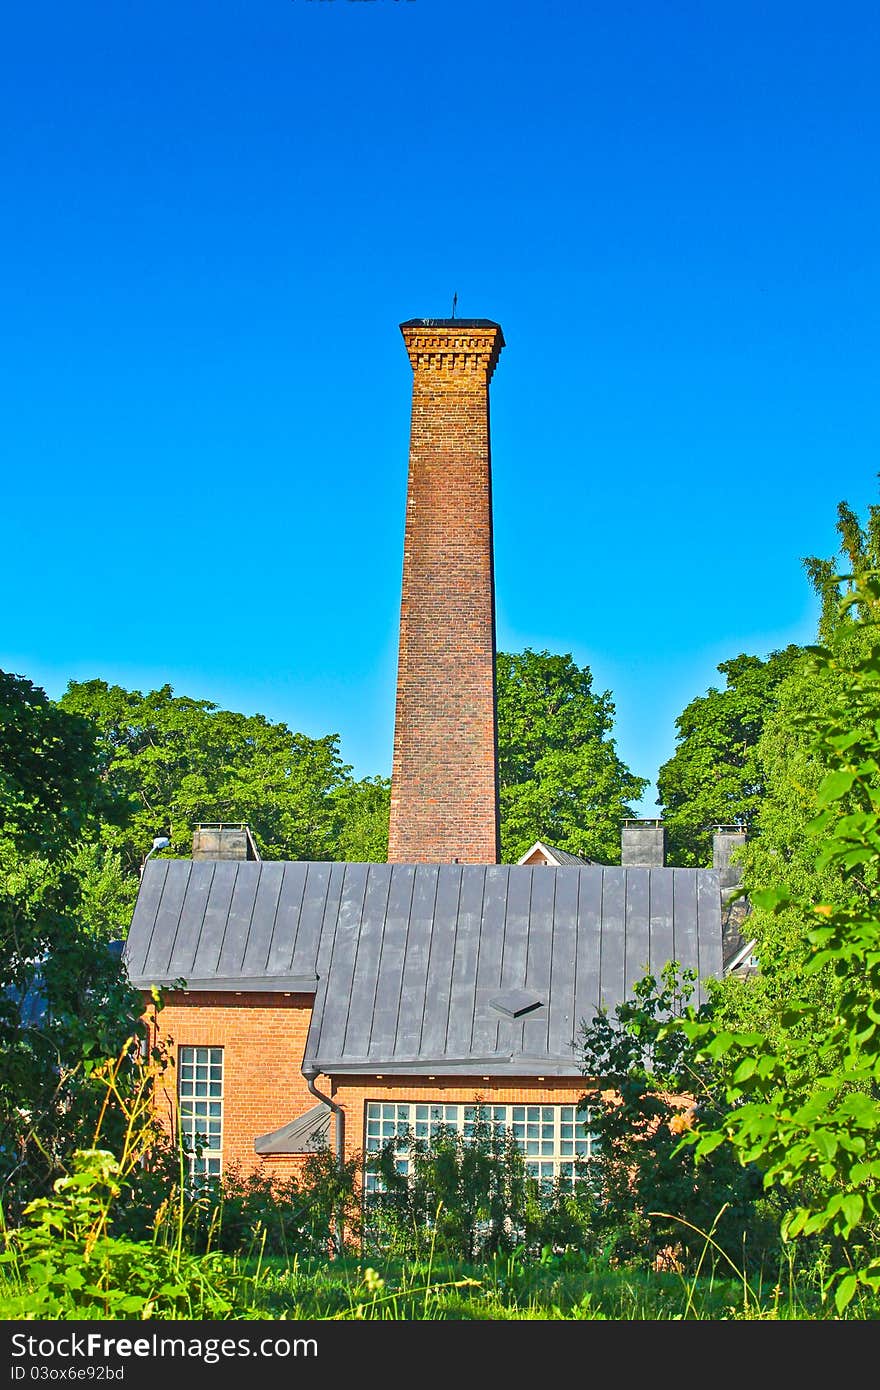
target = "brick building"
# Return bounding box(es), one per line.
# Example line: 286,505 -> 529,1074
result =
123,317 -> 732,1185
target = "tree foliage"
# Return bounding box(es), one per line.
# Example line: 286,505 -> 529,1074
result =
677,573 -> 880,1311
0,672 -> 146,1219
656,646 -> 804,867
577,962 -> 779,1272
0,672 -> 101,856
718,494 -> 880,1041
58,679 -> 363,874
496,650 -> 647,863
328,775 -> 390,863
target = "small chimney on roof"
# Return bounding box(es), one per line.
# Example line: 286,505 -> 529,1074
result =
191,823 -> 261,861
621,819 -> 666,867
712,825 -> 746,888
712,825 -> 751,972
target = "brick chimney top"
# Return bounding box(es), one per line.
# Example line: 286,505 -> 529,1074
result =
400,318 -> 503,329
400,320 -> 505,384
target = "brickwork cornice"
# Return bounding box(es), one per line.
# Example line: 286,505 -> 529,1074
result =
400,322 -> 505,384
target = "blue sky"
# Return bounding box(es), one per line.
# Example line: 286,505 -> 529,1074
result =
2,1 -> 879,815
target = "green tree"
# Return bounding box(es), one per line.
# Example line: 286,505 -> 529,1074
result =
58,679 -> 369,877
0,672 -> 145,1217
677,573 -> 880,1311
656,646 -> 804,867
0,671 -> 101,855
329,774 -> 390,862
719,495 -> 880,1042
577,962 -> 779,1273
496,650 -> 647,863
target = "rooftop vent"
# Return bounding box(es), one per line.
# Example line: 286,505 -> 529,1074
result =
489,989 -> 545,1019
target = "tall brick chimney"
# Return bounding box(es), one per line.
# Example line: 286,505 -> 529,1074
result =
387,318 -> 505,864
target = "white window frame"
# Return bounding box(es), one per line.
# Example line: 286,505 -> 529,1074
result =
363,1100 -> 598,1193
178,1045 -> 224,1180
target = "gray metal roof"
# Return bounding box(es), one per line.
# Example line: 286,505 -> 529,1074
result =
124,860 -> 723,1079
124,859 -> 330,991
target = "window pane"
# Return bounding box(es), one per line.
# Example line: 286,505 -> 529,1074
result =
363,1099 -> 599,1207
178,1046 -> 223,1185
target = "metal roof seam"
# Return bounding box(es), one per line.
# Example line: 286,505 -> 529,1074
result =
570,868 -> 580,1054
597,865 -> 605,1015
282,861 -> 308,975
242,863 -> 262,974
203,861 -> 235,976
211,860 -> 238,978
620,868 -> 625,1008
647,866 -> 652,979
691,869 -> 700,1000
388,863 -> 418,1062
670,865 -> 677,971
441,864 -> 466,1058
314,863 -> 344,979
364,863 -> 394,1055
305,864 -> 348,1065
259,861 -> 285,976
415,864 -> 441,1057
513,863 -> 534,1058
542,863 -> 557,1058
129,858 -> 166,979
474,866 -> 495,1056
161,858 -> 193,983
310,863 -> 336,972
181,857 -> 214,982
339,862 -> 372,1058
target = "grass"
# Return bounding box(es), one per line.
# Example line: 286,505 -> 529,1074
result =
3,1240 -> 875,1321
1,1064 -> 874,1324
237,1249 -> 858,1320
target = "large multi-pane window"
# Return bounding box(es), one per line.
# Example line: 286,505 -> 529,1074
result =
178,1046 -> 223,1179
363,1101 -> 598,1193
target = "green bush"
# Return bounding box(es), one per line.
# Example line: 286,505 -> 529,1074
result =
170,1147 -> 361,1259
0,1149 -> 252,1319
677,573 -> 880,1312
578,962 -> 786,1275
364,1105 -> 599,1262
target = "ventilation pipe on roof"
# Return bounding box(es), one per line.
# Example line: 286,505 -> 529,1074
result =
304,1070 -> 345,1258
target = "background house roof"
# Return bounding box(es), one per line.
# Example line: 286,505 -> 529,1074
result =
516,841 -> 597,867
124,860 -> 723,1078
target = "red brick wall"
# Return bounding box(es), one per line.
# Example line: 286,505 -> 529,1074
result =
144,990 -> 598,1182
145,991 -> 328,1180
388,322 -> 504,865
